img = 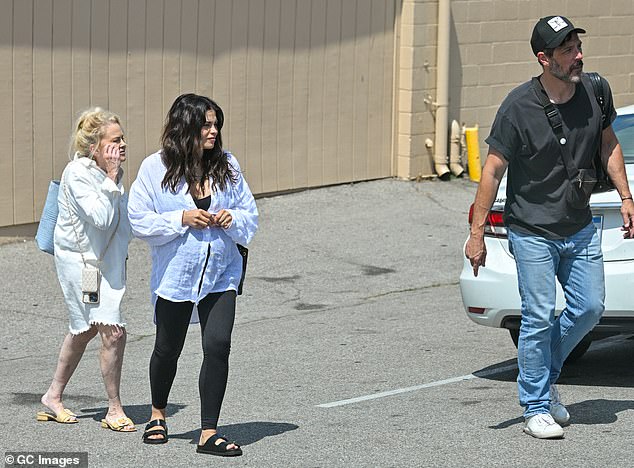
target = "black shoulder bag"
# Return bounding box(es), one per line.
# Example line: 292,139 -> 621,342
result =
531,75 -> 612,210
236,244 -> 248,295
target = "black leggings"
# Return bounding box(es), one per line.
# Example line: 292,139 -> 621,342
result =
150,291 -> 236,429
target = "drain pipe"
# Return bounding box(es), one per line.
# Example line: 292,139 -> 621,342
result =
449,119 -> 464,176
433,0 -> 451,180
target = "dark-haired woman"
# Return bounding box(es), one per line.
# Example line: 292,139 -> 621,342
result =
128,93 -> 257,456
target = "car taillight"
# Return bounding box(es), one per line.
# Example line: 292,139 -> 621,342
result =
468,203 -> 507,238
468,307 -> 486,314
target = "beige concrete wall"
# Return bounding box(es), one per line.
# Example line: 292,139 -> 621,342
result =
396,0 -> 634,179
0,0 -> 398,228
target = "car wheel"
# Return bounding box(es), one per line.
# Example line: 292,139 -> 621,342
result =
508,329 -> 593,363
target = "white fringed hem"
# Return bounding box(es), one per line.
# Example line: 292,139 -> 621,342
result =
69,321 -> 127,335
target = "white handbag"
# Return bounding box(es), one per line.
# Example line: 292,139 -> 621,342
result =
81,265 -> 101,294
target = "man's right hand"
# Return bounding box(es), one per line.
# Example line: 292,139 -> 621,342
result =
464,147 -> 508,277
465,234 -> 487,277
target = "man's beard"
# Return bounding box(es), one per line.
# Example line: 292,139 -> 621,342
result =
550,58 -> 584,83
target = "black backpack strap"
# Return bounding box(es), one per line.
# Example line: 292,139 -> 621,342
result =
586,72 -> 606,123
530,77 -> 578,181
531,77 -> 565,139
586,71 -> 613,185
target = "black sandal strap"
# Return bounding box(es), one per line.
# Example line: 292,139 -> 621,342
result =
143,419 -> 168,442
210,434 -> 240,449
197,433 -> 242,456
144,419 -> 167,432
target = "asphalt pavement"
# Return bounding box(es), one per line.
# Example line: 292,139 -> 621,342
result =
1,177 -> 633,468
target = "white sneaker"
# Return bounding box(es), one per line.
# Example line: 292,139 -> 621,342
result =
550,384 -> 570,426
523,413 -> 564,439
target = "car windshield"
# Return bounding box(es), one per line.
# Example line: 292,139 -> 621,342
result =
614,114 -> 634,164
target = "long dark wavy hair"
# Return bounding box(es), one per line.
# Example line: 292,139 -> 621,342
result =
160,93 -> 237,193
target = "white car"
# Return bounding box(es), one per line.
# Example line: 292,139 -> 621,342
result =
459,104 -> 634,361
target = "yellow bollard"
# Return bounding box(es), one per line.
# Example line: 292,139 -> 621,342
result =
465,125 -> 481,182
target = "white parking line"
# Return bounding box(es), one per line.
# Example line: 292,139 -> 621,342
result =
316,363 -> 519,408
317,335 -> 634,408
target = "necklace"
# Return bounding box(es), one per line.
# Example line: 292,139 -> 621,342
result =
547,83 -> 575,105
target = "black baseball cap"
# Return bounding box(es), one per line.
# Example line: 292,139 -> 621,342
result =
530,16 -> 586,56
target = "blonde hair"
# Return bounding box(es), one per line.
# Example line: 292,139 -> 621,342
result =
70,107 -> 122,159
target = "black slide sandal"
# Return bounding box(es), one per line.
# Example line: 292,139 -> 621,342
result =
142,419 -> 168,445
196,433 -> 242,456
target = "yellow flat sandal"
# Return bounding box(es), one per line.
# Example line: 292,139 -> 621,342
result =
101,417 -> 136,432
36,408 -> 78,424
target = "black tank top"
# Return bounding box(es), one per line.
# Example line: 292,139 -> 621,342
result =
194,195 -> 211,211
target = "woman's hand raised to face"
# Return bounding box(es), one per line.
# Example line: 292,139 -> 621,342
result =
102,143 -> 123,181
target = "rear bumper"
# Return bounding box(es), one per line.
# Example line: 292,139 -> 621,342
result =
500,316 -> 634,336
459,237 -> 634,333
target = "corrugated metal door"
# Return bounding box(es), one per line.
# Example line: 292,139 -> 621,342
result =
0,0 -> 397,227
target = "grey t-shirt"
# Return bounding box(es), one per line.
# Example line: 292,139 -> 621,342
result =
485,73 -> 616,239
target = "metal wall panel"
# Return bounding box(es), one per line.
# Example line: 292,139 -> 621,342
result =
0,1 -> 13,225
33,0 -> 55,221
1,0 -> 397,227
12,0 -> 34,225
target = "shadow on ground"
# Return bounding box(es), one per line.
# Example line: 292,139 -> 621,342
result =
169,421 -> 299,446
15,393 -> 187,424
78,402 -> 187,423
472,334 -> 634,388
468,335 -> 634,430
488,399 -> 634,429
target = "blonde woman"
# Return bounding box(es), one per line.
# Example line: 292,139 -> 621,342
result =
37,108 -> 135,432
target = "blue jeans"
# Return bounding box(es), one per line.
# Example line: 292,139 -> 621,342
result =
508,222 -> 604,418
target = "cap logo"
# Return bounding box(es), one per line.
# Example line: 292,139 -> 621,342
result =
547,16 -> 568,32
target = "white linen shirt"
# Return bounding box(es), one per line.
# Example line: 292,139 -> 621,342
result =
54,156 -> 132,334
128,151 -> 258,312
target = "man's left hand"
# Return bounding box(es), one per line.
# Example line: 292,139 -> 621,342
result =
620,199 -> 634,238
